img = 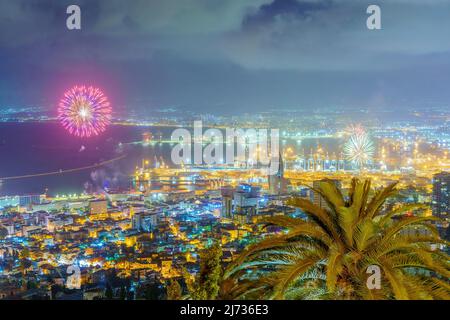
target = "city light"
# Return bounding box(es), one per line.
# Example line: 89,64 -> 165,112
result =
0,0 -> 449,305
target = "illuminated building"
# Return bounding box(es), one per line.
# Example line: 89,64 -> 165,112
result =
220,186 -> 234,219
268,152 -> 288,195
312,179 -> 342,210
0,196 -> 19,208
233,184 -> 260,223
132,211 -> 158,232
89,200 -> 108,215
432,171 -> 450,219
19,194 -> 43,207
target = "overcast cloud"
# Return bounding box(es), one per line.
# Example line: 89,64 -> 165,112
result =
1,0 -> 450,112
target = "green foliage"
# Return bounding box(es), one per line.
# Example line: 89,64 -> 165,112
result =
18,248 -> 32,274
226,178 -> 450,300
0,226 -> 7,239
105,283 -> 113,299
19,248 -> 30,260
119,286 -> 126,300
185,243 -> 223,300
166,279 -> 182,300
146,283 -> 165,300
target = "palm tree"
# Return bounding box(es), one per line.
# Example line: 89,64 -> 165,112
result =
225,178 -> 450,300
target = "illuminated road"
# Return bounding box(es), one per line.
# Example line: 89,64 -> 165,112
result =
0,154 -> 127,181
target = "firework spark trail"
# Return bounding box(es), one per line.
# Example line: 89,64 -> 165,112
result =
344,132 -> 375,168
58,86 -> 112,137
346,124 -> 366,136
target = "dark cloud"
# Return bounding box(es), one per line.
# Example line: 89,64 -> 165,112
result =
1,0 -> 450,111
243,0 -> 332,28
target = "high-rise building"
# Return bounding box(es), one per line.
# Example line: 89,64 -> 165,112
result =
432,171 -> 450,219
234,184 -> 260,223
220,186 -> 234,219
132,211 -> 158,232
312,179 -> 342,210
19,194 -> 43,207
268,152 -> 288,195
220,184 -> 261,223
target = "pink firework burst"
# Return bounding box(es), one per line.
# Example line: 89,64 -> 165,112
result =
346,124 -> 366,137
58,86 -> 112,137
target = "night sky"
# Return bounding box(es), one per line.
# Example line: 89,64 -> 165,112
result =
1,0 -> 450,113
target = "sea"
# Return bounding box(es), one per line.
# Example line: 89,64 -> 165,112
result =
0,122 -> 342,196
